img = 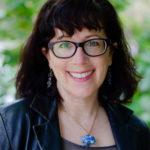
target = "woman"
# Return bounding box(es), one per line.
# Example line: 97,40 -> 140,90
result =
0,0 -> 150,149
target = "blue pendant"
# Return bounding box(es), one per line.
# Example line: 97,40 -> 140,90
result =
81,134 -> 96,147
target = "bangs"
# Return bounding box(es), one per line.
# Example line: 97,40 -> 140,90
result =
49,0 -> 104,35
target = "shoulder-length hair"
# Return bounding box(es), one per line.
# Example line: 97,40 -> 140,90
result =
16,0 -> 140,104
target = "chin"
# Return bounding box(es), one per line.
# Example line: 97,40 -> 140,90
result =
70,89 -> 96,100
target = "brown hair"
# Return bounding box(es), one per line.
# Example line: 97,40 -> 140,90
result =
16,0 -> 140,104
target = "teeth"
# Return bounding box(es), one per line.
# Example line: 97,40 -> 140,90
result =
70,71 -> 93,78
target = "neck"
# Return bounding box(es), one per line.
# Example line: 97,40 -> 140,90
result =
58,94 -> 100,121
57,81 -> 102,121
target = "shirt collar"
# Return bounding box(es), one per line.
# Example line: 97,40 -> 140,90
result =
30,93 -> 59,121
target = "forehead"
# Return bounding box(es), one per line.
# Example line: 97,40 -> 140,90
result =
52,27 -> 107,41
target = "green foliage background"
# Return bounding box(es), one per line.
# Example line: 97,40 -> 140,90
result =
0,0 -> 150,127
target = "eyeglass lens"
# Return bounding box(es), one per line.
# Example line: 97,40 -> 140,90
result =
51,39 -> 107,58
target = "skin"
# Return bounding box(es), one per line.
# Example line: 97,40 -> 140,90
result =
43,28 -> 112,101
42,28 -> 115,146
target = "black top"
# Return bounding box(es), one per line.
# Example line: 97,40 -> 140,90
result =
61,138 -> 117,150
0,94 -> 150,150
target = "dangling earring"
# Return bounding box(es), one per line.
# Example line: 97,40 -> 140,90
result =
47,69 -> 53,88
107,67 -> 112,86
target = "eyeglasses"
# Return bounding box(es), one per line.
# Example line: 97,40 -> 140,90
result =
48,38 -> 111,58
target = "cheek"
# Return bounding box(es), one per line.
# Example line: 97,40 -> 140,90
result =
107,49 -> 112,66
96,54 -> 111,67
48,52 -> 56,69
49,55 -> 67,78
101,51 -> 112,67
94,54 -> 111,79
51,63 -> 67,84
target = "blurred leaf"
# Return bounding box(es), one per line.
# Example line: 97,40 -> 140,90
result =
0,0 -> 150,128
2,48 -> 20,66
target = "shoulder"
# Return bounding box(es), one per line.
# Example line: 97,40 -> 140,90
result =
108,104 -> 150,133
105,103 -> 150,149
0,97 -> 34,133
0,98 -> 32,131
115,104 -> 150,147
0,98 -> 32,149
0,98 -> 31,118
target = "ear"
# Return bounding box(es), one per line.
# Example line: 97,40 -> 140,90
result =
41,47 -> 53,69
113,42 -> 118,48
108,48 -> 113,66
108,54 -> 112,66
108,42 -> 118,66
41,47 -> 50,60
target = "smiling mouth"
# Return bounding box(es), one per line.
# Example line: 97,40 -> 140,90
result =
68,70 -> 95,80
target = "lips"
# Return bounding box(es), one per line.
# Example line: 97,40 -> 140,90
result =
69,71 -> 93,78
68,70 -> 95,82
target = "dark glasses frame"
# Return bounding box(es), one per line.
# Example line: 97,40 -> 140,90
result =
48,38 -> 111,58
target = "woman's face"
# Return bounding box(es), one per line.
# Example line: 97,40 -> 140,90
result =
44,28 -> 112,100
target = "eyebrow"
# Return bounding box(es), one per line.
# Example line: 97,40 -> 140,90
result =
84,34 -> 101,38
56,31 -> 71,40
56,34 -> 101,41
57,35 -> 69,40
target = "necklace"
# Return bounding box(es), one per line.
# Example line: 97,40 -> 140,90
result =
60,102 -> 99,147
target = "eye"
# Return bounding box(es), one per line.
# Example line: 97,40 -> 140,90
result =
59,42 -> 70,48
89,41 -> 99,46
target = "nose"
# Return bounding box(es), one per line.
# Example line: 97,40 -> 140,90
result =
72,47 -> 89,65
